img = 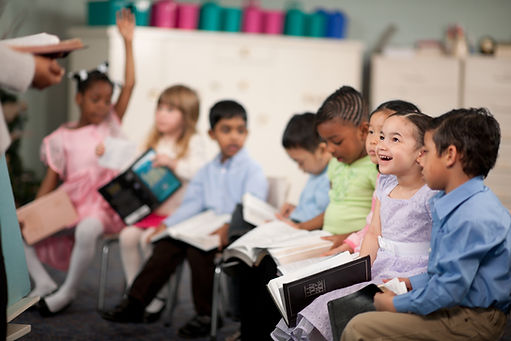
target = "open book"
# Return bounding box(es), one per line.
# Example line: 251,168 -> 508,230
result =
267,253 -> 371,327
242,192 -> 278,226
2,33 -> 84,58
151,210 -> 231,251
99,148 -> 182,225
223,220 -> 332,267
17,189 -> 78,245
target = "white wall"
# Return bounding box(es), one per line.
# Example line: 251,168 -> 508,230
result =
2,0 -> 511,177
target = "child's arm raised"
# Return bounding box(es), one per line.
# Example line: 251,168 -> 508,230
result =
113,8 -> 135,121
359,198 -> 381,265
36,167 -> 59,198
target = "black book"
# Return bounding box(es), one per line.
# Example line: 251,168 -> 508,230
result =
328,283 -> 382,341
98,148 -> 181,225
267,254 -> 371,327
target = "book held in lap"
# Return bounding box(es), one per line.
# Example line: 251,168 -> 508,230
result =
99,148 -> 181,225
151,210 -> 231,251
267,253 -> 371,327
17,189 -> 78,245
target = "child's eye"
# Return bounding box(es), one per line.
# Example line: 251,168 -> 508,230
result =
392,137 -> 400,142
221,127 -> 231,134
333,139 -> 343,146
379,135 -> 384,141
368,129 -> 374,135
237,128 -> 246,134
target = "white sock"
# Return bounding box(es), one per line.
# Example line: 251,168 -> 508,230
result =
119,226 -> 144,287
45,217 -> 103,312
23,242 -> 57,298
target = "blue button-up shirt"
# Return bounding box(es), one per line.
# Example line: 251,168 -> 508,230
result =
163,148 -> 268,227
394,176 -> 511,314
289,166 -> 330,223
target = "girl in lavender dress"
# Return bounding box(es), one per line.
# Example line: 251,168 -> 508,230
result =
273,111 -> 436,341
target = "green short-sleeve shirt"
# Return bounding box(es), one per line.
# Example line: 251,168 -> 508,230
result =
323,156 -> 378,234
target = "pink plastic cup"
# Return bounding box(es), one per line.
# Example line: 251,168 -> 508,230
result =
151,0 -> 177,28
242,5 -> 263,33
177,3 -> 199,30
263,10 -> 284,35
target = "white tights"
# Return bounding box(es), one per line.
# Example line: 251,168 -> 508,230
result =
119,225 -> 166,313
119,225 -> 154,287
24,217 -> 104,312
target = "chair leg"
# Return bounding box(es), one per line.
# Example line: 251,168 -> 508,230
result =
210,262 -> 223,340
164,261 -> 184,327
97,240 -> 111,312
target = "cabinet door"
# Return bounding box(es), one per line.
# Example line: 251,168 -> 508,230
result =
371,55 -> 461,116
464,56 -> 511,209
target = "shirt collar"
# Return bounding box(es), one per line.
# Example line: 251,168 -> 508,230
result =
213,147 -> 249,169
433,176 -> 485,220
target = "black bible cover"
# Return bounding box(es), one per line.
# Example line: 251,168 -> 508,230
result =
282,255 -> 371,327
327,283 -> 382,341
99,148 -> 181,225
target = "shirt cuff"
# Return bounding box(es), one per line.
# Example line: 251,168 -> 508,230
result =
410,272 -> 429,290
393,292 -> 413,313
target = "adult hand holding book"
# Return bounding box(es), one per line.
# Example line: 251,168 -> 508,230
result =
3,33 -> 84,59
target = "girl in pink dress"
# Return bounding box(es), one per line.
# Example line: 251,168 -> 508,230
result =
23,9 -> 135,315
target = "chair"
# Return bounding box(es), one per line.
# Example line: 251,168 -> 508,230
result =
209,176 -> 290,340
96,232 -> 184,325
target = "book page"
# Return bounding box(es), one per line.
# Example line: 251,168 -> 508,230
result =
98,136 -> 137,170
242,193 -> 278,226
156,210 -> 230,251
1,33 -> 60,46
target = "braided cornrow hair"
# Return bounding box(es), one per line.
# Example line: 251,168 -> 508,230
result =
316,86 -> 369,127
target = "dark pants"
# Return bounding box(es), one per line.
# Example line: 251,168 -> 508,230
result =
128,237 -> 216,316
237,255 -> 281,341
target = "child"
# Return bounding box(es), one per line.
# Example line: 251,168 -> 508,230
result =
273,110 -> 436,341
101,100 -> 268,338
118,85 -> 206,315
343,108 -> 511,341
285,86 -> 378,245
324,100 -> 420,255
235,112 -> 332,341
23,9 -> 135,316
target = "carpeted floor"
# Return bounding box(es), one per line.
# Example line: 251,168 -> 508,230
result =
10,240 -> 511,341
12,242 -> 239,341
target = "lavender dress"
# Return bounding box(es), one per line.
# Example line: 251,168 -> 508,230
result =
272,175 -> 436,341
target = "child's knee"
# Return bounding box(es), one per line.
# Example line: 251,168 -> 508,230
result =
119,226 -> 142,248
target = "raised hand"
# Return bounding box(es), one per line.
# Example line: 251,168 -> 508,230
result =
116,8 -> 135,43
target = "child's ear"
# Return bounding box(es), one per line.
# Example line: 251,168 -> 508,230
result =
359,121 -> 369,140
75,93 -> 83,106
208,129 -> 216,141
444,145 -> 458,168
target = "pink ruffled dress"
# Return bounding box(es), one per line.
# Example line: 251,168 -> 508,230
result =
35,112 -> 125,270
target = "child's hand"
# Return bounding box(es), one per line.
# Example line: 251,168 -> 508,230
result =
320,242 -> 352,257
275,213 -> 300,229
210,223 -> 229,250
373,291 -> 397,312
116,8 -> 135,43
382,277 -> 412,291
95,142 -> 105,156
152,154 -> 177,170
278,203 -> 296,219
145,223 -> 166,244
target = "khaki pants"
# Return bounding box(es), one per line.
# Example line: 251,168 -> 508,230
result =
341,306 -> 507,341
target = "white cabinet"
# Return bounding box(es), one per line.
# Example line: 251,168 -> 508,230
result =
371,55 -> 462,116
464,56 -> 511,209
68,27 -> 363,202
371,54 -> 511,210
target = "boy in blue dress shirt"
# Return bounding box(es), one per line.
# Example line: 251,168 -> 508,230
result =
342,107 -> 511,341
102,100 -> 268,338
